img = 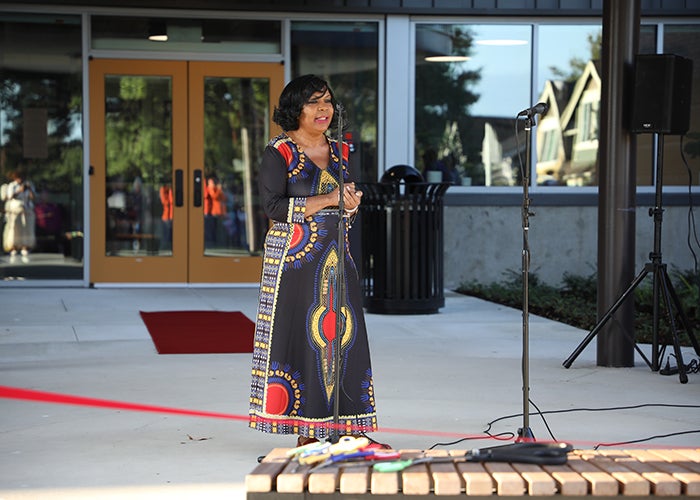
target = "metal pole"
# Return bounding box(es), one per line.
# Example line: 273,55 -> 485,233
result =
331,103 -> 345,443
597,0 -> 640,366
519,115 -> 534,442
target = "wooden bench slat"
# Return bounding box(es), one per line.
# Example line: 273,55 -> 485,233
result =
626,450 -> 684,496
567,454 -> 619,496
510,462 -> 558,496
483,462 -> 526,496
457,462 -> 494,496
371,468 -> 400,494
425,450 -> 461,496
584,455 -> 650,496
339,466 -> 370,494
670,448 -> 700,463
247,447 -> 699,498
429,461 -> 462,496
276,460 -> 313,493
245,448 -> 291,493
308,466 -> 340,494
542,464 -> 589,496
401,451 -> 432,495
641,449 -> 700,495
647,449 -> 700,471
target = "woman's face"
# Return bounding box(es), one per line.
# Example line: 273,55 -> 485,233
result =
298,89 -> 334,134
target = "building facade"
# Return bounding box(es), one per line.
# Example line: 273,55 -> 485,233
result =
1,1 -> 699,288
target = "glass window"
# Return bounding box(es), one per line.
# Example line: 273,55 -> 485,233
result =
290,21 -> 379,182
0,13 -> 84,279
656,24 -> 700,188
536,24 -> 602,187
202,76 -> 271,255
415,24 -> 532,187
91,16 -> 282,55
104,75 -> 173,257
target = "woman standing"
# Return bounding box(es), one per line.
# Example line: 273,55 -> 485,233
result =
249,75 -> 378,446
2,170 -> 36,258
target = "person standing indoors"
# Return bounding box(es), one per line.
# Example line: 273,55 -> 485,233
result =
159,178 -> 174,250
249,75 -> 379,447
1,169 -> 36,259
204,175 -> 226,248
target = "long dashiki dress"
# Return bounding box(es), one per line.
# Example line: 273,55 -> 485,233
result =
249,133 -> 378,439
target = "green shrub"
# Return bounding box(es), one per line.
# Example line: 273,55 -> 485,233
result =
457,269 -> 699,347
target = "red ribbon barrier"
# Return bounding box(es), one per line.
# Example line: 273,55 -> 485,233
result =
0,384 -> 488,440
0,385 -> 248,421
5,385 -> 691,449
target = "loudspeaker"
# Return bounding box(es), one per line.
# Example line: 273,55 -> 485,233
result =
630,54 -> 693,135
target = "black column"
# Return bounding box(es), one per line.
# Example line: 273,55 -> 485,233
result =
596,0 -> 640,366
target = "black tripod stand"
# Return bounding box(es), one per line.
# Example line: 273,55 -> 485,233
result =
563,134 -> 700,383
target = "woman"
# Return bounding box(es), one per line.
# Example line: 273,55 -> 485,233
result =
248,75 -> 378,446
2,170 -> 36,257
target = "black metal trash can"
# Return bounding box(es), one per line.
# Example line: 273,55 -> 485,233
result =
358,165 -> 449,314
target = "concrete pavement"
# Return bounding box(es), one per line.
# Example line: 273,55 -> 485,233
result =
1,287 -> 698,499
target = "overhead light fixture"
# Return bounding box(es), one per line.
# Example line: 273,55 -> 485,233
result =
417,28 -> 470,63
425,55 -> 470,62
475,39 -> 527,46
148,20 -> 168,42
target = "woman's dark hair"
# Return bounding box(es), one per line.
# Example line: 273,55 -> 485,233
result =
273,74 -> 342,132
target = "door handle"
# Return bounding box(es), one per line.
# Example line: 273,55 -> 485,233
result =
193,169 -> 202,207
174,169 -> 184,207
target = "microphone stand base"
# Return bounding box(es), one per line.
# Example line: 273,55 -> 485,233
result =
516,427 -> 536,442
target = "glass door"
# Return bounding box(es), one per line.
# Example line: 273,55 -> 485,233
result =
89,59 -> 282,283
188,62 -> 283,282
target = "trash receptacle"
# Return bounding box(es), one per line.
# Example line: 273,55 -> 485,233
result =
358,165 -> 449,314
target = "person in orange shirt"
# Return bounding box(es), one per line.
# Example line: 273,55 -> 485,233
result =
204,175 -> 226,247
159,180 -> 173,250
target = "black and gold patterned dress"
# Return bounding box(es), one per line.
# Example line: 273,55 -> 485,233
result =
248,133 -> 378,439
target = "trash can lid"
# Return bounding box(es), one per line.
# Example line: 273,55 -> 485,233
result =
381,165 -> 424,183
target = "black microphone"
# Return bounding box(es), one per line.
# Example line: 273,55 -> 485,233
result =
517,102 -> 549,117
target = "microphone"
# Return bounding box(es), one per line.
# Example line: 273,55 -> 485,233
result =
517,102 -> 549,117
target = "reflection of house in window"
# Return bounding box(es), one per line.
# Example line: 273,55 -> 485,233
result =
478,117 -> 520,186
477,58 -> 603,188
558,60 -> 601,186
535,79 -> 573,185
536,60 -> 601,186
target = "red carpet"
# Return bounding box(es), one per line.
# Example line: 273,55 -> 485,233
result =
139,310 -> 255,354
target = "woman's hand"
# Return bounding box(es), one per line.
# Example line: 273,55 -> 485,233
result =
342,182 -> 362,212
305,184 -> 363,218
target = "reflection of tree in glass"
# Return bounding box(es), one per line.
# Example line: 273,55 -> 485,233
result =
548,31 -> 601,82
319,71 -> 378,183
415,26 -> 481,181
105,76 -> 171,184
1,71 -> 84,242
0,73 -> 83,193
202,78 -> 270,253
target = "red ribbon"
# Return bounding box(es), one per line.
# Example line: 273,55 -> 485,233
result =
0,384 -> 484,439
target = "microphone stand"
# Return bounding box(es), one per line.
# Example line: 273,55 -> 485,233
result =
517,110 -> 537,442
330,102 -> 345,444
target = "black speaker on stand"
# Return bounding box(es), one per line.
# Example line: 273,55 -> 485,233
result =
630,54 -> 692,135
564,53 -> 700,383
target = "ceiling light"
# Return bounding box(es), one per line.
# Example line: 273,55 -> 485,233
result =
425,55 -> 470,62
148,20 -> 168,42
